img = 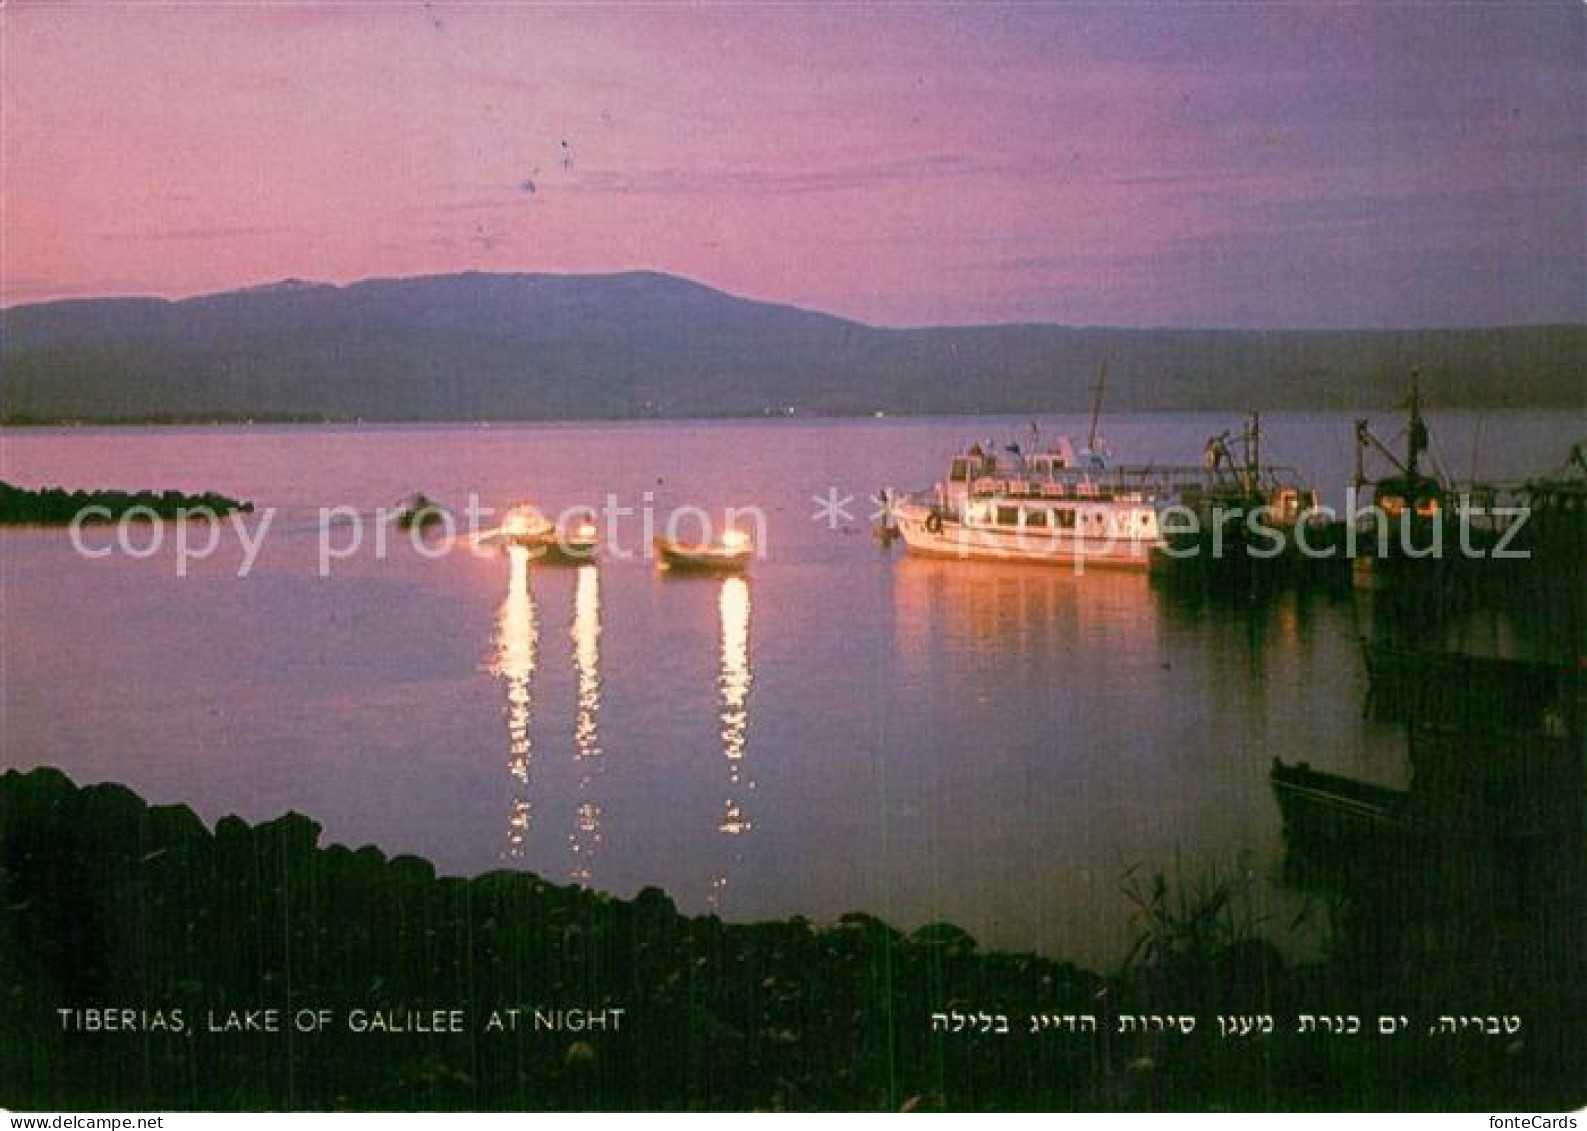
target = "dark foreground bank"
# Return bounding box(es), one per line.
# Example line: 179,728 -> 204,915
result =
1,767 -> 1580,1111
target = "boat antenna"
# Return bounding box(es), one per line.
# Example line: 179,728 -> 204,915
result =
1406,370 -> 1426,479
1244,410 -> 1261,494
1087,361 -> 1107,452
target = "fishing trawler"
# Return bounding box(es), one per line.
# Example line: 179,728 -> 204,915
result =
1148,412 -> 1341,582
1349,378 -> 1456,592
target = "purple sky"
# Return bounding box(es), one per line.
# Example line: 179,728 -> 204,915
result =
3,3 -> 1582,327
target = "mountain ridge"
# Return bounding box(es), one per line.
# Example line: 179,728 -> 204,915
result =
3,271 -> 1582,422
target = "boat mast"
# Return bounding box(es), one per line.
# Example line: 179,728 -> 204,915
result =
1354,373 -> 1429,490
1406,371 -> 1426,480
1242,410 -> 1261,495
1086,361 -> 1107,453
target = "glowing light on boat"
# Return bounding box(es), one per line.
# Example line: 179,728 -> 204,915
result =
718,799 -> 750,836
502,504 -> 550,540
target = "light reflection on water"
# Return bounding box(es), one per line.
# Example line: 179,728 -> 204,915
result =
568,563 -> 603,885
711,575 -> 754,910
492,554 -> 610,882
493,544 -> 537,858
491,554 -> 755,903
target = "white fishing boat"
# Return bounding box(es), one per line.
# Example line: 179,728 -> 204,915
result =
887,362 -> 1326,572
890,433 -> 1177,569
889,364 -> 1184,569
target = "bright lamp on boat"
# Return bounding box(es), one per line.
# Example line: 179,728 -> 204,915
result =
503,505 -> 548,538
721,529 -> 750,551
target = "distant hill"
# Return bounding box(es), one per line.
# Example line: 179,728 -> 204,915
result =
2,271 -> 1582,422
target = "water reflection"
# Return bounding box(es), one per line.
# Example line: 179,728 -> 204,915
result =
567,563 -> 604,885
492,544 -> 538,858
710,576 -> 755,909
892,556 -> 1159,676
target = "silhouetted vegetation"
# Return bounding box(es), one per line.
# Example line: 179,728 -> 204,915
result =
0,480 -> 251,525
2,413 -> 346,427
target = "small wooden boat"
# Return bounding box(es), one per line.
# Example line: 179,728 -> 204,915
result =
496,505 -> 599,561
1270,758 -> 1413,842
395,493 -> 447,532
653,531 -> 753,571
542,513 -> 600,563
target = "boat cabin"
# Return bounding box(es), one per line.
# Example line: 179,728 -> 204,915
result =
1373,473 -> 1445,519
941,437 -> 1118,503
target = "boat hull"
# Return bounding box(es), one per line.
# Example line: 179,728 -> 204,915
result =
495,526 -> 599,563
532,538 -> 599,564
1270,759 -> 1411,837
653,537 -> 752,572
893,504 -> 1156,570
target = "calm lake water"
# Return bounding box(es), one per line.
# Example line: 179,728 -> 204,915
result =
2,412 -> 1579,966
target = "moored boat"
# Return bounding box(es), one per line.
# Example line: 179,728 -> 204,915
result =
543,510 -> 600,563
1270,759 -> 1412,836
890,412 -> 1210,570
395,492 -> 447,532
653,530 -> 754,571
890,366 -> 1181,569
1349,377 -> 1471,593
891,452 -> 1165,569
495,504 -> 600,562
1149,413 -> 1343,583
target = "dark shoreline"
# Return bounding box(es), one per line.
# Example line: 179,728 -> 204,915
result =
2,766 -> 1581,1111
0,480 -> 252,525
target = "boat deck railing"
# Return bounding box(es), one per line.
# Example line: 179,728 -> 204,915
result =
939,463 -> 1314,503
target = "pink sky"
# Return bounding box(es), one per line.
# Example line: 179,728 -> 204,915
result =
2,3 -> 1582,327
